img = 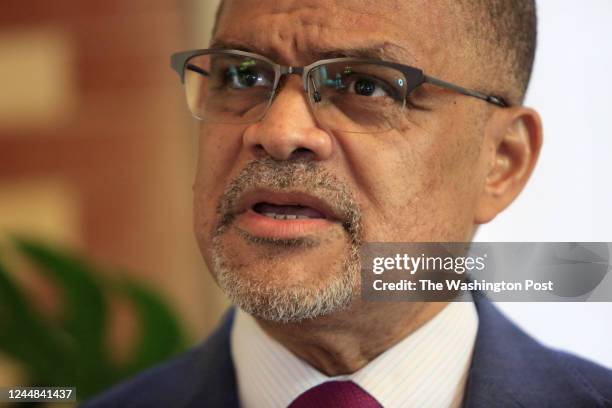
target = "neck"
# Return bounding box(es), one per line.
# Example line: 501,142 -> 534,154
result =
256,301 -> 448,376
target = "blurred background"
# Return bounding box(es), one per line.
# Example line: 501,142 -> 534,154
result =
0,0 -> 610,403
0,0 -> 228,402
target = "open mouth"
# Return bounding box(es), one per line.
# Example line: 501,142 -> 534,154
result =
252,202 -> 327,220
232,191 -> 340,239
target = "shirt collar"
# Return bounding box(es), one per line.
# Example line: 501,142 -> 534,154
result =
231,301 -> 478,408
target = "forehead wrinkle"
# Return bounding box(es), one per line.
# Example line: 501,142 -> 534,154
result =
214,0 -> 422,66
315,43 -> 419,66
210,37 -> 419,67
209,38 -> 266,55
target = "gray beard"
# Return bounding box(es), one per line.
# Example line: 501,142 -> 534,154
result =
209,157 -> 363,323
211,233 -> 360,323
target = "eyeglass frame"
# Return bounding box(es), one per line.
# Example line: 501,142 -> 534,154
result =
170,48 -> 509,122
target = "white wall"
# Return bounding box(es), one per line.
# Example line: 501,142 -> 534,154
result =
476,0 -> 612,369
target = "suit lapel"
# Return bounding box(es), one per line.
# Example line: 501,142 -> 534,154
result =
185,310 -> 240,408
465,292 -> 600,407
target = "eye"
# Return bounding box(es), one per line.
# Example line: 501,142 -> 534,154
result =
224,65 -> 271,89
336,74 -> 400,100
349,77 -> 387,97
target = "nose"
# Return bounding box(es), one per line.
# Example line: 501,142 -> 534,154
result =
242,76 -> 334,161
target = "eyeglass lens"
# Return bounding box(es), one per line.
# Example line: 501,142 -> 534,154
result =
183,52 -> 410,133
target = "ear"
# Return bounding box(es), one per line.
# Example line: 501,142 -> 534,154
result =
474,107 -> 543,224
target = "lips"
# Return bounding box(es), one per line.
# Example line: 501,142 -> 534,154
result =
236,190 -> 339,220
252,203 -> 326,220
232,190 -> 341,239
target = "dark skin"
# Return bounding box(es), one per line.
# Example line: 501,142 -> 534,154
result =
193,0 -> 542,375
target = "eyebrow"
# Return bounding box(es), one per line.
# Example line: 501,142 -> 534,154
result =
209,39 -> 419,66
317,46 -> 416,64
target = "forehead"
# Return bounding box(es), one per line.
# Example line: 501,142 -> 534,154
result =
213,0 -> 462,70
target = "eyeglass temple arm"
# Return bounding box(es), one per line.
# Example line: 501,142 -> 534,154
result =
423,75 -> 509,107
186,64 -> 209,77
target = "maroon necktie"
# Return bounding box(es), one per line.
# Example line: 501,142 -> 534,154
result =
287,381 -> 383,408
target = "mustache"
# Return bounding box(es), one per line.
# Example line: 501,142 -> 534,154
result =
214,157 -> 362,241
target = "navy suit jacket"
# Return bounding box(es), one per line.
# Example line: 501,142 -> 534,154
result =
84,293 -> 612,407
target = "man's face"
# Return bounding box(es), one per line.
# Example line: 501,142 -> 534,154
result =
194,0 -> 492,321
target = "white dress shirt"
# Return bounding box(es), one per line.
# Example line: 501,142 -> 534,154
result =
231,301 -> 478,408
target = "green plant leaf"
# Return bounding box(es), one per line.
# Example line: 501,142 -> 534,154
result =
12,238 -> 113,397
1,237 -> 188,401
0,257 -> 67,383
111,277 -> 187,378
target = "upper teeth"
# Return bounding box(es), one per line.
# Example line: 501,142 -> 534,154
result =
263,212 -> 308,220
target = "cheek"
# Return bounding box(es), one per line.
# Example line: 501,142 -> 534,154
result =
408,119 -> 487,240
195,124 -> 242,189
193,125 -> 245,246
340,120 -> 485,242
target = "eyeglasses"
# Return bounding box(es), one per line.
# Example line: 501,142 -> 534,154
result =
170,49 -> 508,133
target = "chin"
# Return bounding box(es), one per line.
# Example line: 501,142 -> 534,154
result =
209,224 -> 361,322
